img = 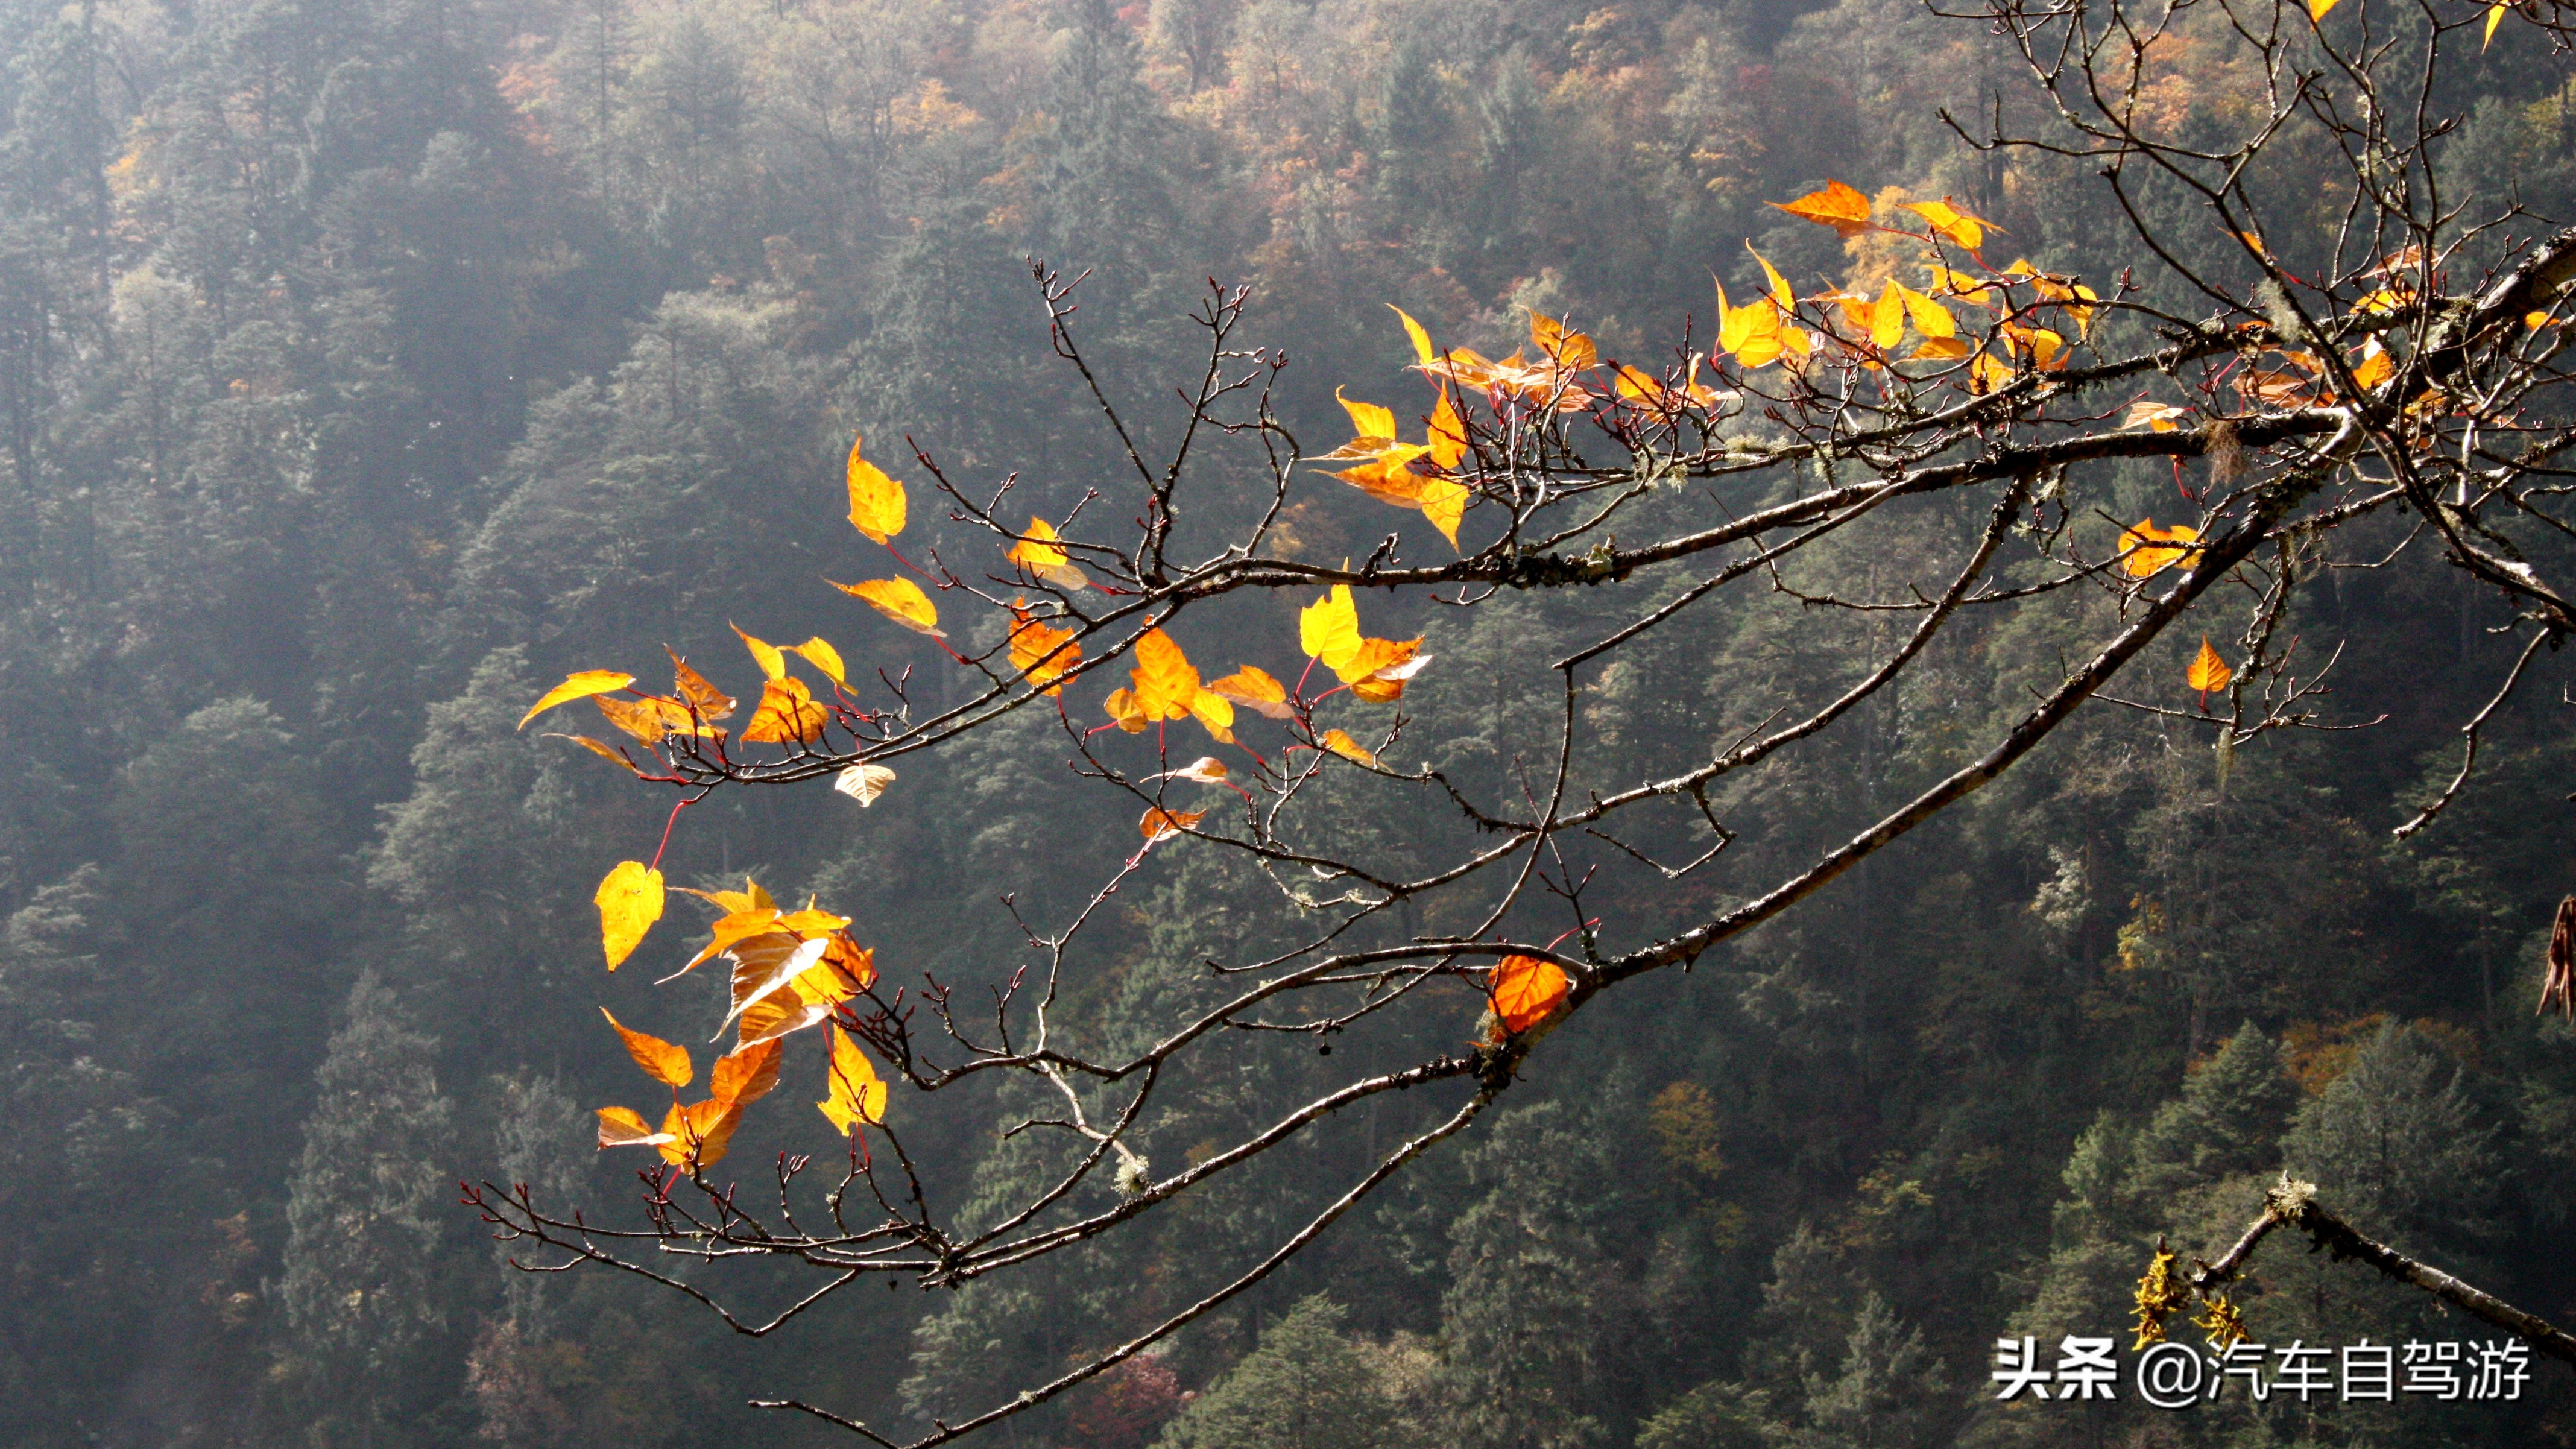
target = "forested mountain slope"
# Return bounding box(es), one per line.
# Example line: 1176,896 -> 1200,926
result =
1,0 -> 2572,1443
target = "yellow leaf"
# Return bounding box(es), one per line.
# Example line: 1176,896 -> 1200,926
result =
1391,305 -> 1436,367
595,1105 -> 675,1150
721,933 -> 831,1032
518,670 -> 634,730
678,908 -> 786,975
1009,608 -> 1082,695
547,733 -> 643,774
2119,520 -> 2202,578
592,694 -> 675,743
1318,728 -> 1377,766
1300,586 -> 1363,670
1008,517 -> 1090,590
1870,281 -> 1907,350
792,637 -> 847,687
2307,0 -> 2337,19
675,878 -> 776,916
660,1098 -> 742,1170
817,1024 -> 888,1132
735,945 -> 867,1049
1336,636 -> 1427,702
833,577 -> 945,638
1750,247 -> 1795,309
740,677 -> 829,744
1908,337 -> 1972,361
1207,665 -> 1296,720
2485,1 -> 2507,46
1102,687 -> 1150,733
778,907 -> 853,938
1899,285 -> 1956,339
834,762 -> 897,806
1427,390 -> 1468,471
1330,453 -> 1433,507
1336,387 -> 1398,447
710,1038 -> 783,1108
845,432 -> 907,545
601,1007 -> 692,1088
667,647 -> 736,722
2186,636 -> 2235,694
1129,628 -> 1202,722
1489,955 -> 1570,1034
1768,179 -> 1875,236
1968,349 -> 2014,393
733,624 -> 787,681
1188,687 -> 1237,744
1529,311 -> 1597,370
597,861 -> 665,970
1421,476 -> 1466,551
1139,806 -> 1205,844
1145,756 -> 1231,784
1900,198 -> 1994,250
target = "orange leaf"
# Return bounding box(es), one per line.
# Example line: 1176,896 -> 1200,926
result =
740,677 -> 829,743
1899,198 -> 1995,250
677,906 -> 786,976
1102,687 -> 1150,733
1768,179 -> 1875,237
833,577 -> 945,638
1207,665 -> 1296,720
817,1024 -> 887,1132
710,1038 -> 783,1108
1421,477 -> 1467,551
595,1105 -> 675,1150
1318,728 -> 1377,766
1489,955 -> 1570,1034
1334,387 -> 1399,447
668,648 -> 736,721
1009,608 -> 1082,694
2186,636 -> 2235,694
733,624 -> 787,682
1390,305 -> 1437,367
845,431 -> 907,544
1426,390 -> 1468,471
2119,520 -> 2202,579
601,1008 -> 692,1088
1008,517 -> 1091,591
660,1098 -> 742,1170
596,860 -> 665,970
518,671 -> 634,730
1129,628 -> 1202,722
1336,637 -> 1428,703
1139,807 -> 1205,844
721,932 -> 830,1032
1529,311 -> 1597,370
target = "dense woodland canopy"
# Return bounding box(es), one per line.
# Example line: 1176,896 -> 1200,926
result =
4,0 -> 2576,1442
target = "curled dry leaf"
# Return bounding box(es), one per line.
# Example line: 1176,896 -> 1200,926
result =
1138,807 -> 1205,844
1144,757 -> 1229,785
845,431 -> 907,545
596,860 -> 664,970
2123,402 -> 2190,432
719,933 -> 832,1035
736,945 -> 868,1049
677,906 -> 785,976
1489,955 -> 1571,1035
517,670 -> 635,730
601,1007 -> 692,1088
835,762 -> 897,806
834,576 -> 945,638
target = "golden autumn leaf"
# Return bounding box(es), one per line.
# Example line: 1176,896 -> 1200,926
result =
835,762 -> 897,806
721,933 -> 832,1034
2349,338 -> 2394,392
845,431 -> 907,545
601,1007 -> 693,1088
1188,689 -> 1236,745
675,877 -> 777,915
677,906 -> 786,975
1426,390 -> 1468,470
1331,453 -> 1434,508
1900,198 -> 1994,250
517,670 -> 635,730
1769,179 -> 1875,236
733,624 -> 787,682
1138,807 -> 1205,844
792,637 -> 847,687
777,906 -> 854,938
2123,401 -> 2191,432
2186,636 -> 2235,695
2307,0 -> 2337,19
710,1037 -> 783,1108
667,647 -> 736,721
1008,517 -> 1091,591
546,733 -> 644,774
1421,477 -> 1467,551
1334,387 -> 1400,449
1300,586 -> 1363,670
593,693 -> 704,744
1909,337 -> 1973,361
1529,311 -> 1597,370
1129,628 -> 1204,722
1899,285 -> 1956,339
1489,955 -> 1570,1035
1750,247 -> 1795,309
1207,665 -> 1296,720
1389,304 -> 1436,367
1338,636 -> 1428,704
1318,728 -> 1377,766
2118,520 -> 2202,579
1102,687 -> 1150,733
736,945 -> 867,1049
2485,1 -> 2507,46
1009,608 -> 1082,695
1870,281 -> 1907,350
817,1024 -> 888,1132
833,577 -> 945,638
741,677 -> 829,744
660,1097 -> 742,1169
596,861 -> 664,970
1144,756 -> 1230,784
595,1105 -> 675,1150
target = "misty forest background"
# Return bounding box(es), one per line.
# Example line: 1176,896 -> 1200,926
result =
5,0 -> 2576,1443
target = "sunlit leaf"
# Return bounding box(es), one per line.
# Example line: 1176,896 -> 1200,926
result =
667,647 -> 736,722
1768,179 -> 1875,236
2307,0 -> 2337,19
546,733 -> 644,774
1335,387 -> 1399,447
733,624 -> 787,682
1421,477 -> 1467,551
1318,728 -> 1377,766
1390,305 -> 1436,367
1750,247 -> 1795,309
817,1024 -> 888,1132
1529,311 -> 1597,370
1207,665 -> 1296,720
595,1105 -> 675,1150
1102,687 -> 1150,733
833,578 -> 946,638
1427,390 -> 1468,471
1300,586 -> 1363,670
2485,1 -> 2507,46
740,677 -> 829,743
1130,628 -> 1204,723
2349,338 -> 2394,391
2186,636 -> 2235,695
1008,605 -> 1082,695
710,1038 -> 783,1108
597,861 -> 665,970
845,431 -> 907,545
835,762 -> 897,806
1899,284 -> 1956,339
1008,517 -> 1091,591
1900,198 -> 1994,250
721,933 -> 832,1032
1143,756 -> 1230,784
601,1007 -> 692,1088
1336,636 -> 1427,703
2118,520 -> 2202,579
660,1097 -> 742,1170
1139,807 -> 1205,844
792,637 -> 847,687
2123,401 -> 2191,432
1490,955 -> 1570,1034
518,671 -> 634,730
677,906 -> 786,976
1870,281 -> 1907,350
